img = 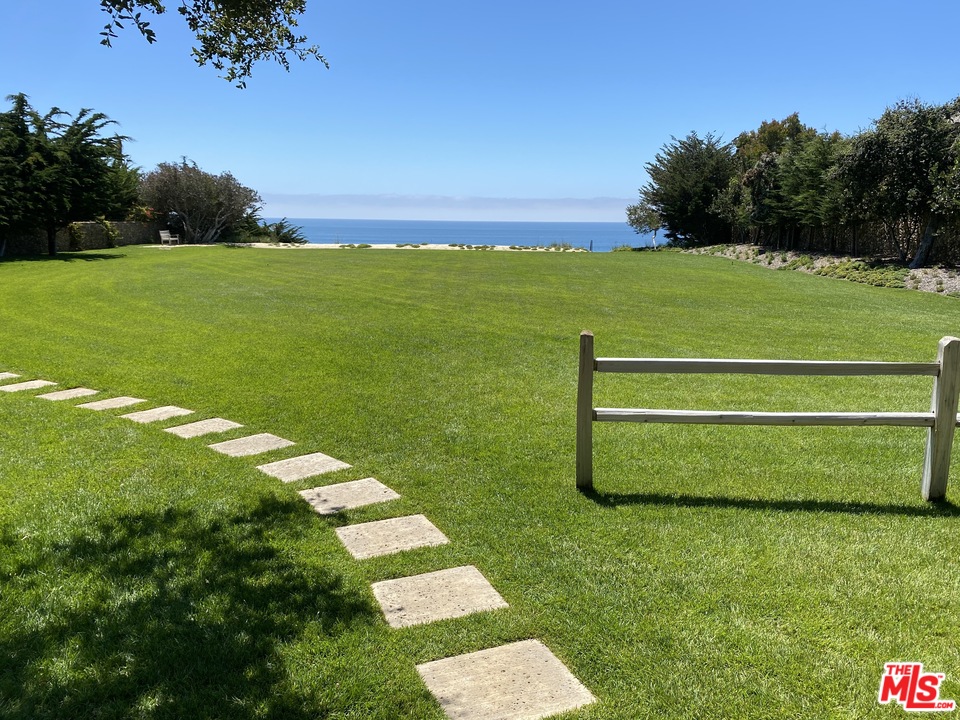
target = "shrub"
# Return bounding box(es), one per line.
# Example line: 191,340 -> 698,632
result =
813,260 -> 909,288
780,255 -> 814,271
95,217 -> 121,248
67,223 -> 84,251
267,218 -> 307,244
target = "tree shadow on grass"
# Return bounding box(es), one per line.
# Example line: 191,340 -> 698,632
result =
0,252 -> 126,263
581,488 -> 960,518
0,496 -> 378,719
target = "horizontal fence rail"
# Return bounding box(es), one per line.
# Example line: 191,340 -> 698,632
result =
593,409 -> 937,427
595,358 -> 941,376
576,332 -> 960,501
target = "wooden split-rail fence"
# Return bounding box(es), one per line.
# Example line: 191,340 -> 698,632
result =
576,331 -> 960,501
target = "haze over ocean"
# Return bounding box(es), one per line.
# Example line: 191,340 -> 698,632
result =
266,219 -> 656,252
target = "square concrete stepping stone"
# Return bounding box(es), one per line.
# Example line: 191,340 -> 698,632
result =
416,640 -> 596,720
121,405 -> 194,423
164,417 -> 243,438
208,433 -> 294,457
372,566 -> 508,628
77,396 -> 147,410
257,451 -> 351,482
335,515 -> 449,560
299,478 -> 399,515
0,372 -> 20,381
0,380 -> 56,392
36,387 -> 100,401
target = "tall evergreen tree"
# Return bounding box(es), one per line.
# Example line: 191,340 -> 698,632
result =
632,132 -> 734,247
0,94 -> 138,256
0,95 -> 34,254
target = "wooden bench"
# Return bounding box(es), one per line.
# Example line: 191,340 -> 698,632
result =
159,230 -> 180,246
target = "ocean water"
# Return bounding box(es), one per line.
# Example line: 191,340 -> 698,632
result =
263,218 -> 656,252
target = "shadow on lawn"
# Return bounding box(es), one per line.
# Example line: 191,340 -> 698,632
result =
0,252 -> 126,263
581,489 -> 960,518
0,496 -> 378,719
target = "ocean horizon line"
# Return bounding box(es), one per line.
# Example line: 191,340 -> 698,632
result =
265,216 -> 631,225
262,217 -> 653,252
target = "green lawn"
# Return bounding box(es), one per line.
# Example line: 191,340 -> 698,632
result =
2,246 -> 960,719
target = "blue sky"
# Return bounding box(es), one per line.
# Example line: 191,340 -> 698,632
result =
2,1 -> 959,221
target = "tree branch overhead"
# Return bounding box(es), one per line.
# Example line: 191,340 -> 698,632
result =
98,0 -> 327,87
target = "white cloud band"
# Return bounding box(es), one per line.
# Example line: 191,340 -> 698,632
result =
260,193 -> 633,222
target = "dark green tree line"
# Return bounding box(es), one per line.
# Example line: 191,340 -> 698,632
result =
0,94 -> 138,256
629,99 -> 960,266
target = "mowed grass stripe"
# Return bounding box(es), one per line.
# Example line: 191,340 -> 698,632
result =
2,246 -> 960,718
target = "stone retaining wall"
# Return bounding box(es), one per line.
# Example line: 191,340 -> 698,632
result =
2,221 -> 164,256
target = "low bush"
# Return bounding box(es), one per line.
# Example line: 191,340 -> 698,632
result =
813,260 -> 908,288
267,219 -> 308,245
780,255 -> 815,271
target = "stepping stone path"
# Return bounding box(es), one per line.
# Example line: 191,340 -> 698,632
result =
164,417 -> 243,438
0,379 -> 56,392
257,451 -> 351,482
372,566 -> 508,628
335,514 -> 449,559
37,387 -> 100,401
416,640 -> 596,720
78,396 -> 146,410
208,433 -> 294,457
121,406 -> 194,423
1,367 -> 594,718
299,477 -> 399,515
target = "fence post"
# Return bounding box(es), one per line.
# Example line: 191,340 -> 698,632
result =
577,331 -> 595,490
921,336 -> 960,501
